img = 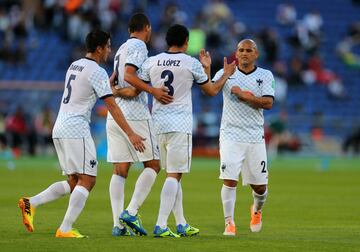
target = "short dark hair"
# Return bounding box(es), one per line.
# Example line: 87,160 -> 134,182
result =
166,24 -> 189,47
128,13 -> 150,33
85,29 -> 111,53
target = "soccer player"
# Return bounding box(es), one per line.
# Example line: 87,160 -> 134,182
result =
107,13 -> 172,237
212,39 -> 275,236
139,24 -> 236,237
18,29 -> 145,238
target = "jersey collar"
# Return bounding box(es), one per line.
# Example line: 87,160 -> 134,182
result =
84,57 -> 97,62
237,66 -> 257,75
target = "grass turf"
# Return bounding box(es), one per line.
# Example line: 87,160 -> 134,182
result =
0,156 -> 359,251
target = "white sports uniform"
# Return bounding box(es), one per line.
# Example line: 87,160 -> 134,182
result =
212,66 -> 275,185
106,37 -> 159,162
140,52 -> 208,172
53,57 -> 113,176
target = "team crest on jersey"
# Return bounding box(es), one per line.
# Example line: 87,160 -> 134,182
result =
90,160 -> 97,168
221,164 -> 226,172
256,79 -> 263,86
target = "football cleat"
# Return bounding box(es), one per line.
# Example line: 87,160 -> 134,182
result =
18,197 -> 35,232
250,205 -> 262,232
176,224 -> 199,236
120,210 -> 147,236
112,226 -> 135,237
223,219 -> 236,236
55,228 -> 87,238
153,226 -> 180,238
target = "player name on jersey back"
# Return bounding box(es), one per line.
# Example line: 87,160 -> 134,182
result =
156,59 -> 181,67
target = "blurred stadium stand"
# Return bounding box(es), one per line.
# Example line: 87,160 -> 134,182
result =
1,0 -> 360,157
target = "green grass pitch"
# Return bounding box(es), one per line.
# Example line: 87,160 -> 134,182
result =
0,156 -> 359,251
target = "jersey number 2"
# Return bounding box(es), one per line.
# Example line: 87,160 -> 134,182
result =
161,70 -> 174,96
261,161 -> 267,173
63,74 -> 76,104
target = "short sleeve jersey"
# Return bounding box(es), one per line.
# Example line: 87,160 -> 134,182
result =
107,38 -> 150,121
139,52 -> 208,134
53,58 -> 112,138
212,66 -> 275,143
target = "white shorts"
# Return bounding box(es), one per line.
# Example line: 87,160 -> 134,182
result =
158,132 -> 192,173
106,119 -> 159,163
219,140 -> 268,186
53,137 -> 97,176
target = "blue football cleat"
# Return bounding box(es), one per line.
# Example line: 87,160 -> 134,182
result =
153,225 -> 180,238
119,210 -> 147,236
112,226 -> 134,236
176,223 -> 200,236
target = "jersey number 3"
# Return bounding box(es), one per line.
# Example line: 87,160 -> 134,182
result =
161,70 -> 174,96
63,74 -> 76,104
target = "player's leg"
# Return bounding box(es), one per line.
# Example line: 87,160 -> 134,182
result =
126,159 -> 160,216
154,133 -> 192,238
106,119 -> 137,236
56,174 -> 95,238
18,138 -> 74,233
154,173 -> 181,238
219,139 -> 245,236
244,143 -> 268,232
173,181 -> 200,237
54,136 -> 97,238
110,162 -> 134,236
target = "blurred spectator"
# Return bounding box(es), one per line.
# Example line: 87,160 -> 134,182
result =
258,27 -> 280,64
287,56 -> 306,86
5,106 -> 27,157
276,2 -> 297,26
272,61 -> 288,104
336,21 -> 360,69
342,127 -> 360,154
267,111 -> 301,157
34,106 -> 54,155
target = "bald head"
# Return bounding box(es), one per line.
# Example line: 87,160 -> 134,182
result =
237,39 -> 257,51
236,39 -> 259,72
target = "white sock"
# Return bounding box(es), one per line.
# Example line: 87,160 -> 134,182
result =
172,182 -> 187,226
59,185 -> 89,232
221,184 -> 237,223
30,181 -> 70,207
127,168 -> 157,216
109,174 -> 125,228
156,177 -> 178,228
253,189 -> 268,213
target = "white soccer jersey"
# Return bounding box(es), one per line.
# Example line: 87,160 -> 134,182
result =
107,38 -> 150,121
213,66 -> 275,143
53,57 -> 112,138
139,52 -> 208,134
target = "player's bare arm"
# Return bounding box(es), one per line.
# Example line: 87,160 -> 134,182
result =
199,49 -> 211,80
124,65 -> 173,104
201,57 -> 236,97
109,71 -> 140,98
231,86 -> 273,109
103,96 -> 146,152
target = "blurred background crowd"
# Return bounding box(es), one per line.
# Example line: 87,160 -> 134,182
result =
0,0 -> 360,159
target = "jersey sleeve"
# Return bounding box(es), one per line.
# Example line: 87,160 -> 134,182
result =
191,58 -> 208,85
89,68 -> 113,99
125,41 -> 148,70
138,57 -> 151,82
212,69 -> 224,82
262,70 -> 275,99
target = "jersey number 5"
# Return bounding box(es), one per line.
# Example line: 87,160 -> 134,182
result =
161,70 -> 174,96
63,74 -> 76,104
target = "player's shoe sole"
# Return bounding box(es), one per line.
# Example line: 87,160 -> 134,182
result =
18,197 -> 35,232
